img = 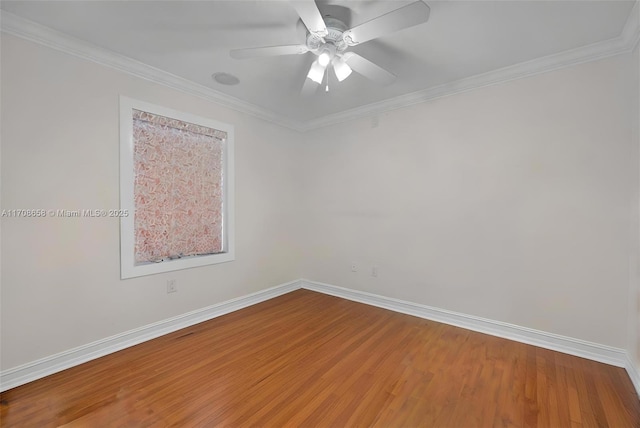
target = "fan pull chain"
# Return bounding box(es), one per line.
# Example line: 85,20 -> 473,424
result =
325,66 -> 329,92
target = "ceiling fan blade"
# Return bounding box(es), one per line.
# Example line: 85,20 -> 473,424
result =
342,52 -> 396,86
290,0 -> 328,37
342,1 -> 430,46
230,44 -> 309,59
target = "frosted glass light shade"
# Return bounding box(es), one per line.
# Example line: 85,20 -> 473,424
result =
318,51 -> 331,67
333,59 -> 352,82
307,60 -> 326,84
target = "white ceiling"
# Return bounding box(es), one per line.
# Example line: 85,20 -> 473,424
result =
1,1 -> 637,129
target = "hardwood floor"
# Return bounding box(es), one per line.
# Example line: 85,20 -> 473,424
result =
1,289 -> 638,427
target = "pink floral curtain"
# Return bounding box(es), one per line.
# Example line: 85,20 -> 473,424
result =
132,109 -> 226,264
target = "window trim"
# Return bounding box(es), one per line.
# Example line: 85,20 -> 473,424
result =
119,96 -> 235,279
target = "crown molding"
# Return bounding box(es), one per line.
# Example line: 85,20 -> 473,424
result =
0,11 -> 306,132
622,0 -> 640,50
2,4 -> 638,133
302,2 -> 640,131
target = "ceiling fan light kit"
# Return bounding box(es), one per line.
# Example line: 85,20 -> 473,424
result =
317,44 -> 335,67
230,0 -> 431,94
307,60 -> 326,84
333,58 -> 352,82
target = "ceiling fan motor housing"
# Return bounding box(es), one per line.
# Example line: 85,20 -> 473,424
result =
306,16 -> 349,55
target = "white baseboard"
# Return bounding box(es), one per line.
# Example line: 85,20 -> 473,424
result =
300,279 -> 630,368
3,278 -> 638,398
625,354 -> 640,397
302,279 -> 640,397
0,280 -> 301,392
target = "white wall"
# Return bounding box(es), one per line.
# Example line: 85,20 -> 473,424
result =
0,34 -> 305,370
634,40 -> 640,369
2,29 -> 638,375
300,53 -> 636,349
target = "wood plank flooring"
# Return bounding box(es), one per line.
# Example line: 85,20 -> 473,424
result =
1,289 -> 639,427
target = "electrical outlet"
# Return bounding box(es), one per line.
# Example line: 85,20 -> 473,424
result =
351,263 -> 358,272
167,279 -> 177,293
372,266 -> 378,277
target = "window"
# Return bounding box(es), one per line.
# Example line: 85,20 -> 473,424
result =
120,96 -> 234,279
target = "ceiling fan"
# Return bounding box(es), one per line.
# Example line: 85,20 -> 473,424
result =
230,0 -> 431,92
